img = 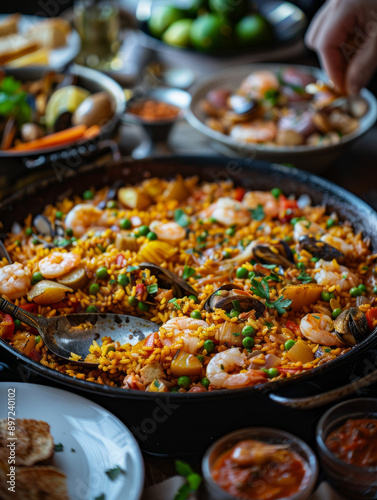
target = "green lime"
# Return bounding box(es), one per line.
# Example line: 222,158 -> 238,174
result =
235,14 -> 272,47
148,5 -> 185,38
190,14 -> 232,52
162,19 -> 193,47
209,0 -> 248,20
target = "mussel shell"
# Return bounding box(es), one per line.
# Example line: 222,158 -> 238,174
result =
253,240 -> 294,269
334,307 -> 369,346
204,284 -> 243,312
229,94 -> 258,116
139,262 -> 197,298
33,215 -> 54,237
299,235 -> 345,262
216,293 -> 265,318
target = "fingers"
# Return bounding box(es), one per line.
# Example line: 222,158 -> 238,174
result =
346,37 -> 377,94
305,2 -> 331,48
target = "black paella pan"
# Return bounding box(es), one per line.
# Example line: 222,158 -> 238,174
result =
1,156 -> 377,456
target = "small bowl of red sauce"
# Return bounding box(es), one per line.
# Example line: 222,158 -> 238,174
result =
317,398 -> 377,499
202,428 -> 318,500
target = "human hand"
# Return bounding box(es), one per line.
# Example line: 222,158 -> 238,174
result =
305,0 -> 377,94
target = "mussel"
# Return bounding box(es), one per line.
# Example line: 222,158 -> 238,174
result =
334,307 -> 370,346
224,95 -> 258,122
32,215 -> 67,249
139,262 -> 197,299
253,240 -> 295,269
205,284 -> 265,317
299,235 -> 345,262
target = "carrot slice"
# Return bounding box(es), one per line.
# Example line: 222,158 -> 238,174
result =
7,125 -> 88,151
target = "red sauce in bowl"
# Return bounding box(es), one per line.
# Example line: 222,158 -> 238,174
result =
325,418 -> 377,467
211,439 -> 308,500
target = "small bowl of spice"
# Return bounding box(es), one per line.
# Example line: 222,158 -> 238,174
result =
124,88 -> 191,150
202,427 -> 318,500
316,398 -> 377,500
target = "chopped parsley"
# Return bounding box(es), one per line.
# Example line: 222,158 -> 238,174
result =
231,300 -> 241,311
263,88 -> 280,106
126,265 -> 139,272
174,209 -> 191,228
297,271 -> 313,283
312,315 -> 320,319
221,364 -> 225,370
265,321 -> 274,330
250,204 -> 265,221
174,461 -> 202,500
169,298 -> 182,311
324,348 -> 332,353
105,465 -> 126,481
182,265 -> 195,280
147,283 -> 158,294
54,443 -> 63,452
250,278 -> 292,315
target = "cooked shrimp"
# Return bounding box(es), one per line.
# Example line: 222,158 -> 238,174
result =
320,234 -> 353,256
300,313 -> 343,346
200,197 -> 250,227
230,121 -> 277,144
65,204 -> 107,237
149,221 -> 186,243
159,316 -> 208,354
0,263 -> 31,300
39,251 -> 80,279
231,440 -> 289,466
123,373 -> 145,391
314,259 -> 358,291
239,70 -> 280,99
206,348 -> 267,389
243,191 -> 279,217
293,220 -> 324,242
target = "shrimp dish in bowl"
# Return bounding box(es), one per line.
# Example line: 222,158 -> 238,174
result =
0,174 -> 376,394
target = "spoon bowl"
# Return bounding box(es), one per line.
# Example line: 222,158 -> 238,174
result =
0,298 -> 158,367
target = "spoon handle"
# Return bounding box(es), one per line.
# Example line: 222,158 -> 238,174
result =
0,298 -> 42,331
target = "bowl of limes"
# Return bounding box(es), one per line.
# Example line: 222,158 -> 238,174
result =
137,0 -> 307,71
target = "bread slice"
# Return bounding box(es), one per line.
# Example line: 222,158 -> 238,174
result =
7,47 -> 49,67
0,465 -> 69,500
0,419 -> 54,466
26,18 -> 71,49
0,14 -> 20,38
0,34 -> 40,65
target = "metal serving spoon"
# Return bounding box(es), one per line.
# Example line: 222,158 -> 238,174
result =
0,298 -> 157,368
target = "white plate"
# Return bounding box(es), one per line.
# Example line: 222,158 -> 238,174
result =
0,14 -> 81,69
0,382 -> 144,500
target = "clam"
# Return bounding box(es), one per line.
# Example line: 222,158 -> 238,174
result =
205,284 -> 265,317
253,240 -> 294,269
334,307 -> 370,346
139,262 -> 197,298
299,235 -> 345,262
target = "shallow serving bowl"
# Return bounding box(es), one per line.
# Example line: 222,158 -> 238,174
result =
187,64 -> 377,171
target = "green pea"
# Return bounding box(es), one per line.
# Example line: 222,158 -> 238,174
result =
97,244 -> 106,253
311,257 -> 320,262
248,271 -> 256,280
203,340 -> 215,353
86,305 -> 98,313
229,309 -> 239,318
120,218 -> 132,230
96,266 -> 108,280
242,336 -> 254,348
66,228 -> 73,237
35,335 -> 41,345
178,376 -> 191,388
138,302 -> 150,312
138,225 -> 149,236
55,211 -> 63,220
297,262 -> 306,270
326,218 -> 336,229
242,325 -> 255,337
197,355 -> 204,363
284,339 -> 296,351
31,271 -> 43,285
321,291 -> 334,302
201,377 -> 210,388
236,267 -> 248,279
350,287 -> 362,297
190,310 -> 202,320
225,227 -> 236,237
83,190 -> 94,200
223,251 -> 231,259
14,319 -> 21,329
128,296 -> 138,307
188,295 -> 198,303
147,231 -> 157,241
25,227 -> 33,236
15,240 -> 21,246
208,217 -> 217,224
267,367 -> 279,379
117,274 -> 129,287
106,200 -> 117,209
271,187 -> 282,199
332,308 -> 342,319
358,284 -> 367,292
32,238 -> 39,245
89,283 -> 100,295
373,286 -> 377,295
